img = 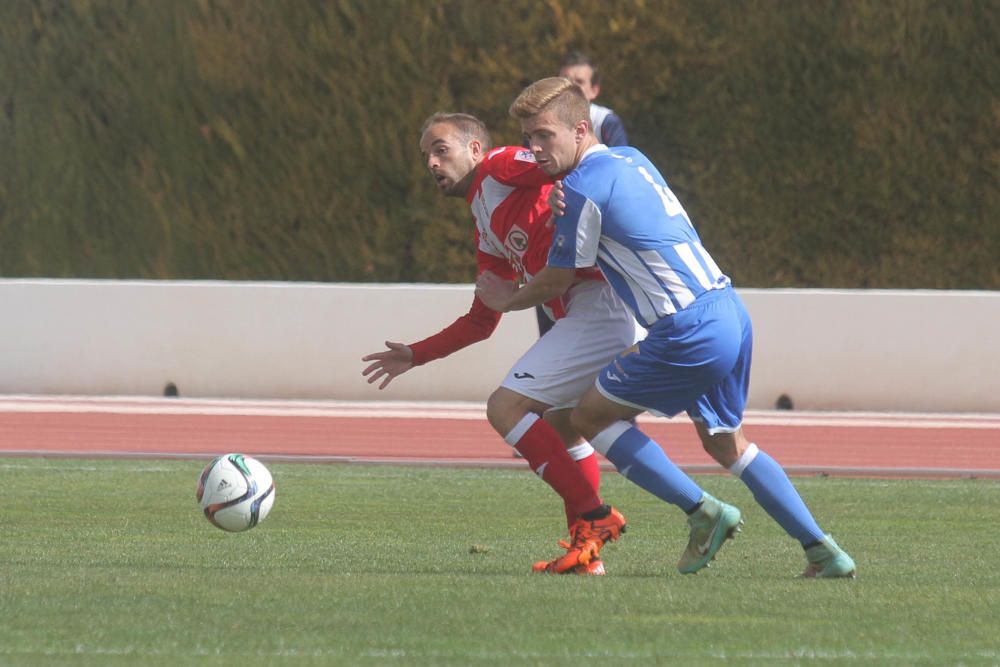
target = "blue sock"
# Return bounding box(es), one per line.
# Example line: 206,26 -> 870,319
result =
735,445 -> 824,545
594,423 -> 703,512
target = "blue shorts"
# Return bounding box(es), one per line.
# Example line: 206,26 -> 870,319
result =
595,287 -> 752,433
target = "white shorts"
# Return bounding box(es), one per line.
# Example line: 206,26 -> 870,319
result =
500,280 -> 643,409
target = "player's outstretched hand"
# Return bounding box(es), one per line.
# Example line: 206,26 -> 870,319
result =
361,341 -> 414,389
476,270 -> 516,312
546,180 -> 566,225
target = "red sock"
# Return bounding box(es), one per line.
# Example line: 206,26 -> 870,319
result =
563,450 -> 601,528
506,414 -> 603,517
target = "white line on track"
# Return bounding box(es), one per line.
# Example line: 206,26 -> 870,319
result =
3,449 -> 1000,478
1,395 -> 999,429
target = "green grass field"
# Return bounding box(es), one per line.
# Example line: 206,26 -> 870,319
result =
2,458 -> 998,665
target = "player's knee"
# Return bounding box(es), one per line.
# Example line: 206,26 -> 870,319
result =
568,406 -> 599,441
698,429 -> 744,468
486,388 -> 529,436
543,409 -> 583,447
701,440 -> 732,467
485,389 -> 507,433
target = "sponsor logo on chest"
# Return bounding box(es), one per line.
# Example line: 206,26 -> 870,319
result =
504,226 -> 529,256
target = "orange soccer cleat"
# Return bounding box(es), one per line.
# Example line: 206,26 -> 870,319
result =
532,553 -> 607,575
532,506 -> 626,574
574,557 -> 607,575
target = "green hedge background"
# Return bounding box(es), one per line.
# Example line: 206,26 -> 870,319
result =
1,0 -> 997,287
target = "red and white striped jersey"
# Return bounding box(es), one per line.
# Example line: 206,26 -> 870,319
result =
468,147 -> 602,317
409,146 -> 601,366
468,146 -> 556,285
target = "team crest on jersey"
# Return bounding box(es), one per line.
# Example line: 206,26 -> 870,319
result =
514,150 -> 536,163
505,226 -> 529,254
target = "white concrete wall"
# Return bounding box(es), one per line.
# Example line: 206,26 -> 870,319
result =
2,279 -> 997,412
743,289 -> 998,412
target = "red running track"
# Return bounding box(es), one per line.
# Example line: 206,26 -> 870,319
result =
1,397 -> 998,479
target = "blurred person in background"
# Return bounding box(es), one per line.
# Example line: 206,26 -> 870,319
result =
559,50 -> 628,147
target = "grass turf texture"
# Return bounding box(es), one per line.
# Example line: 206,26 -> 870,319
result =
1,459 -> 998,665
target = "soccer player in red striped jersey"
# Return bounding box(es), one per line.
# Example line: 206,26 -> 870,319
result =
362,112 -> 640,574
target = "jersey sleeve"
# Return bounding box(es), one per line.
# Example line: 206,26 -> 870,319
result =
408,294 -> 502,366
547,182 -> 602,269
408,246 -> 515,366
600,113 -> 628,147
482,147 -> 552,189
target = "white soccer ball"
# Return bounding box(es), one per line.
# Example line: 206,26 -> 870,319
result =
196,454 -> 275,532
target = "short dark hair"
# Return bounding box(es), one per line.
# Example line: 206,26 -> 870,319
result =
419,112 -> 493,150
560,50 -> 600,86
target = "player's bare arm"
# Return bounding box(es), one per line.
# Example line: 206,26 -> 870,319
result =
361,341 -> 414,390
476,266 -> 576,313
473,271 -> 516,311
546,180 -> 566,221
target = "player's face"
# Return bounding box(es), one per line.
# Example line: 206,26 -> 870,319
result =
419,123 -> 481,198
559,64 -> 599,101
521,110 -> 588,176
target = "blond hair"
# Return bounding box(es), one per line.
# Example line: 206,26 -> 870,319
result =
508,77 -> 590,129
419,112 -> 492,150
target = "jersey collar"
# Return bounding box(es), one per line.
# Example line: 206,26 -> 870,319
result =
581,143 -> 609,163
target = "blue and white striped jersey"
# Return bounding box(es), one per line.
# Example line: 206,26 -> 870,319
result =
548,145 -> 730,329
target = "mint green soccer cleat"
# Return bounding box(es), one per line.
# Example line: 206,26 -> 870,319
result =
677,493 -> 743,574
802,535 -> 857,578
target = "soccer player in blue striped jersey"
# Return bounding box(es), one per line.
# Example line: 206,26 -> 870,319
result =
478,77 -> 855,578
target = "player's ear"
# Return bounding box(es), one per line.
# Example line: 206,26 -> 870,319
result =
574,119 -> 590,143
468,140 -> 483,159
